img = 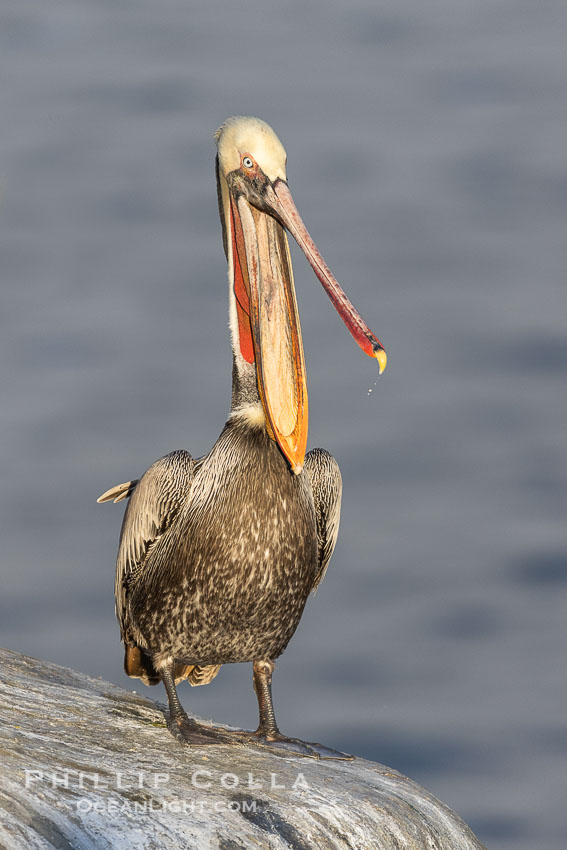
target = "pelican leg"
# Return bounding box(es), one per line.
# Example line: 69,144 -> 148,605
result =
253,659 -> 278,736
248,659 -> 354,761
161,666 -> 233,747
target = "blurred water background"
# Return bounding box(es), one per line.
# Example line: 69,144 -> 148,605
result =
1,2 -> 566,847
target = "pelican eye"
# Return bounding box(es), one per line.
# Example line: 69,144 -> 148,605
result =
242,155 -> 254,170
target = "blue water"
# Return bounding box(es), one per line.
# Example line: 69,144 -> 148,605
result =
1,2 -> 566,847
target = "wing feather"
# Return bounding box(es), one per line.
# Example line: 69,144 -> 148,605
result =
304,448 -> 342,592
111,450 -> 195,642
97,480 -> 139,504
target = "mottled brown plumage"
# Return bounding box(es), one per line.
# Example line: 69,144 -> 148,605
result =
121,422 -> 319,666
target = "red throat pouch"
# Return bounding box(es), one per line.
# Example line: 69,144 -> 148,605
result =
230,201 -> 255,364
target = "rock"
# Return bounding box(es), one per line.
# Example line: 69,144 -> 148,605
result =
0,648 -> 485,849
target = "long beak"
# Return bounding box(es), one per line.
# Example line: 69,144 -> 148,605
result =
228,177 -> 386,475
264,180 -> 387,374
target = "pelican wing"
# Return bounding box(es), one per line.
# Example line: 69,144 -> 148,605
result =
304,448 -> 342,591
111,450 -> 195,641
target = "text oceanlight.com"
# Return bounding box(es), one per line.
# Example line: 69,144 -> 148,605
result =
74,798 -> 260,815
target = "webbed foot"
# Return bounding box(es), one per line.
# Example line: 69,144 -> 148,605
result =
166,714 -> 236,747
222,728 -> 353,760
254,732 -> 354,760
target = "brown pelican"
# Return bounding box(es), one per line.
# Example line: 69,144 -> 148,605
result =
98,117 -> 386,758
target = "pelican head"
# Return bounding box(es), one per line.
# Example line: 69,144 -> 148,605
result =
216,116 -> 287,183
215,116 -> 386,473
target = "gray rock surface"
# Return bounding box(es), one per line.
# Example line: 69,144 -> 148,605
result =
0,648 -> 486,849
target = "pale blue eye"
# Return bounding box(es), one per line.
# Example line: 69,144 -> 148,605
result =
242,156 -> 254,169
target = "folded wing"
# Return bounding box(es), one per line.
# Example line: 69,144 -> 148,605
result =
304,448 -> 342,592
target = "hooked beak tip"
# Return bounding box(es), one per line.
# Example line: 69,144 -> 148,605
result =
374,347 -> 387,375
